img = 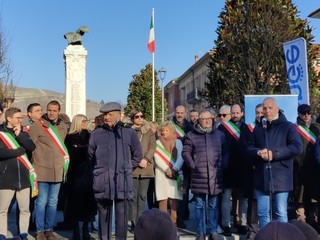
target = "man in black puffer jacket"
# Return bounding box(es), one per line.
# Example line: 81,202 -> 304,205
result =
183,109 -> 229,240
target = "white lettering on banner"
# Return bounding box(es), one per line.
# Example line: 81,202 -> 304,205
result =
283,37 -> 309,105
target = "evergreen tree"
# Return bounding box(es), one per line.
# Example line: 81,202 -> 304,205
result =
204,0 -> 319,111
125,64 -> 166,122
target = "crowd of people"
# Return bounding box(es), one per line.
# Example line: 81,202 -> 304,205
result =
1,96 -> 320,240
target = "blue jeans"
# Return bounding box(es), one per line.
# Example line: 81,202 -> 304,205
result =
35,182 -> 61,232
255,190 -> 289,229
195,193 -> 219,235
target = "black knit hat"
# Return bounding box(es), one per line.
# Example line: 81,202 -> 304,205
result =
289,219 -> 320,240
254,221 -> 307,240
134,208 -> 178,240
297,104 -> 311,114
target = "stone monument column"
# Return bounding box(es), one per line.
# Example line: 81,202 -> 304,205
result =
63,26 -> 89,119
64,45 -> 87,119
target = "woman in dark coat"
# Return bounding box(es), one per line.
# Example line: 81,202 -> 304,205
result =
128,110 -> 156,232
65,114 -> 97,240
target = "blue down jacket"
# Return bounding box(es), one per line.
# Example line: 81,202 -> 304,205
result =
88,123 -> 142,200
247,113 -> 303,192
182,124 -> 229,195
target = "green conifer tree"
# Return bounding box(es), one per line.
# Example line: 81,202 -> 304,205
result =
125,64 -> 166,122
204,0 -> 319,112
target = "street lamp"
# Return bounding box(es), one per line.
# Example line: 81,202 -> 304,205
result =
158,67 -> 167,122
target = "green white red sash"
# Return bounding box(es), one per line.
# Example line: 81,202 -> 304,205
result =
0,132 -> 38,197
154,142 -> 183,190
40,121 -> 70,180
222,121 -> 240,141
295,124 -> 317,145
173,123 -> 186,138
155,142 -> 176,168
23,125 -> 30,132
248,122 -> 256,133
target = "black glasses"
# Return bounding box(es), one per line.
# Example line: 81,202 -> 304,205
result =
200,117 -> 213,121
218,113 -> 229,118
134,115 -> 144,119
300,111 -> 310,116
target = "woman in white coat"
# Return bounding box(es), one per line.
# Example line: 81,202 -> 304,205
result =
154,121 -> 184,225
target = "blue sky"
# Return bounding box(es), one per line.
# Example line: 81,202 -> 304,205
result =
1,0 -> 320,104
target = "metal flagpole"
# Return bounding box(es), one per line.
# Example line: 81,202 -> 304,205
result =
151,8 -> 155,121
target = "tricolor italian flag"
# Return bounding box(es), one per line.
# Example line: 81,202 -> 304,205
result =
148,9 -> 155,53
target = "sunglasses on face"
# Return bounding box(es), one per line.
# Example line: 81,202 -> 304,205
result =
134,115 -> 144,119
300,112 -> 310,116
218,113 -> 229,118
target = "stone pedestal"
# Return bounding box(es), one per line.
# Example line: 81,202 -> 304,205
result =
64,45 -> 87,119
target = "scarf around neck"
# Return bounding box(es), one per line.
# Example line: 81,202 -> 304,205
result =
159,134 -> 177,162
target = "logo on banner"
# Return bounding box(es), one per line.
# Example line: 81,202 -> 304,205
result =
283,38 -> 309,105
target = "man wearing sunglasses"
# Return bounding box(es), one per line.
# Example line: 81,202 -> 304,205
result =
217,105 -> 231,126
293,104 -> 320,230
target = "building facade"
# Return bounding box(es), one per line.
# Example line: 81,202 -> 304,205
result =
164,51 -> 214,120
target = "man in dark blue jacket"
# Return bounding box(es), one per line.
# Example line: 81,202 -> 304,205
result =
247,97 -> 303,230
88,102 -> 142,240
183,109 -> 229,240
293,104 -> 320,226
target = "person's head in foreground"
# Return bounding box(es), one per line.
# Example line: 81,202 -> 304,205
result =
254,221 -> 307,240
289,219 -> 320,240
134,208 -> 179,240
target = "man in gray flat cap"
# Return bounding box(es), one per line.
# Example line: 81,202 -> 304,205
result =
88,102 -> 142,240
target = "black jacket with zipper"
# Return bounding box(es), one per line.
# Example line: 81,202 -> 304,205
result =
0,123 -> 36,190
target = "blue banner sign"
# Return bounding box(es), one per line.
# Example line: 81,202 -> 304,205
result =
283,37 -> 309,105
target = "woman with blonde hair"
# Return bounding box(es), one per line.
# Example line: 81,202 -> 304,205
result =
154,121 -> 184,225
65,114 -> 96,240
